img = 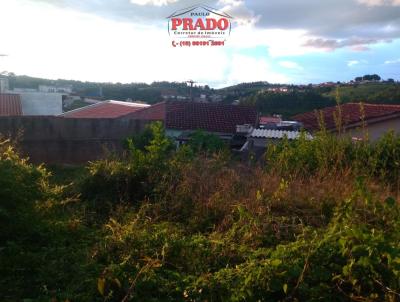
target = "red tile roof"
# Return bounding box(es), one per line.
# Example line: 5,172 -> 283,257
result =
293,103 -> 400,131
0,94 -> 22,116
62,101 -> 150,118
128,101 -> 258,134
126,102 -> 166,121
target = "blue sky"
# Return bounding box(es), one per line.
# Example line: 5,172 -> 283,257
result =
0,0 -> 399,87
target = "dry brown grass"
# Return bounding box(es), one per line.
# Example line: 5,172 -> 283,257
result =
142,156 -> 395,242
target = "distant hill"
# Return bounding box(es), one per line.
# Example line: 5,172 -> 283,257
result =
4,74 -> 400,117
5,74 -> 215,104
325,82 -> 400,105
240,82 -> 400,118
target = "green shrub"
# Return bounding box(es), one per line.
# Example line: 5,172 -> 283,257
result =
266,130 -> 400,187
186,180 -> 400,302
0,138 -> 50,242
80,122 -> 174,217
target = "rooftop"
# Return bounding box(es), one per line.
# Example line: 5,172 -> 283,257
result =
0,94 -> 22,116
251,129 -> 311,140
128,101 -> 258,134
62,100 -> 150,118
293,103 -> 400,131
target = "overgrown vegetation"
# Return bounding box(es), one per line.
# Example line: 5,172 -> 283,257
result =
1,123 -> 400,301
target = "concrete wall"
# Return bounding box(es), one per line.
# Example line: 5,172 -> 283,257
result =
343,117 -> 400,142
0,117 -> 149,164
17,92 -> 63,115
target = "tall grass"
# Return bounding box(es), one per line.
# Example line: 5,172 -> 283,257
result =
2,120 -> 400,301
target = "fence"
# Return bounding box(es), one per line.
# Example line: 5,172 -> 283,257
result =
0,117 -> 149,164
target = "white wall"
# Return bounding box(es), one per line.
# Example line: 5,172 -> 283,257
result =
18,92 -> 63,116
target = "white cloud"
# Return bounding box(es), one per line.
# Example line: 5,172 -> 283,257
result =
357,0 -> 400,6
225,54 -> 288,85
384,58 -> 400,64
227,25 -> 317,57
130,0 -> 179,6
218,0 -> 260,26
347,59 -> 368,67
278,61 -> 303,70
0,0 -> 290,87
348,60 -> 360,67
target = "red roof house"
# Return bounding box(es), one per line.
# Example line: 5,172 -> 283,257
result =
293,103 -> 400,141
294,103 -> 400,131
127,101 -> 258,134
0,94 -> 22,116
61,100 -> 150,118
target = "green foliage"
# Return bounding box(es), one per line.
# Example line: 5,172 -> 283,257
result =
186,130 -> 228,155
94,180 -> 400,302
3,127 -> 400,301
0,139 -> 101,301
266,130 -> 400,186
0,138 -> 50,242
80,122 -> 174,216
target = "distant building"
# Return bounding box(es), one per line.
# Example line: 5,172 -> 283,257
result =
39,85 -> 73,94
293,103 -> 400,141
12,88 -> 38,93
265,87 -> 289,93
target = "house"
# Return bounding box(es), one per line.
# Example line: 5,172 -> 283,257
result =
61,100 -> 150,118
293,103 -> 400,141
0,94 -> 22,116
126,101 -> 258,144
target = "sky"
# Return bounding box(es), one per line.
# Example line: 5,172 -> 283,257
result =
0,0 -> 400,88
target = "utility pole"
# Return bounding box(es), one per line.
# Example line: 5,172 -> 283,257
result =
186,80 -> 197,102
